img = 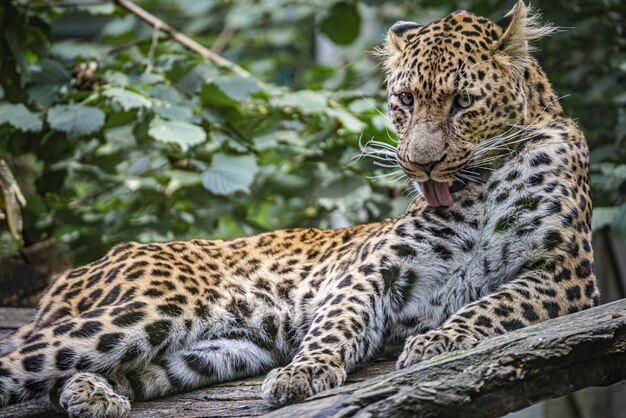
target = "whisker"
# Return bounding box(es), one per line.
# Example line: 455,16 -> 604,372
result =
365,139 -> 397,151
470,130 -> 550,167
473,93 -> 570,164
373,161 -> 401,168
360,94 -> 392,123
403,185 -> 421,207
464,164 -> 496,172
510,94 -> 570,129
456,173 -> 480,183
368,170 -> 405,183
385,129 -> 397,144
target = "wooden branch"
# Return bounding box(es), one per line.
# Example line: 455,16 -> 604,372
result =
113,0 -> 251,78
1,300 -> 625,417
0,159 -> 26,245
265,299 -> 626,418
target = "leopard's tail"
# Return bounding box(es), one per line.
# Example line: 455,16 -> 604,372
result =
0,310 -> 186,407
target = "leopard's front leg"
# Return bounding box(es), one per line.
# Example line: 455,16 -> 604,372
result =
397,265 -> 598,368
261,271 -> 383,406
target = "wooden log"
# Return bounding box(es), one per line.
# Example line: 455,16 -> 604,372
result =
0,356 -> 395,417
0,307 -> 35,339
265,299 -> 626,418
0,300 -> 625,417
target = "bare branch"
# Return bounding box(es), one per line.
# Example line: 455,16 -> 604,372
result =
113,0 -> 251,78
0,159 -> 26,245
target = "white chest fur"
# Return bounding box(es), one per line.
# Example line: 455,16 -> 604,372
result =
386,129 -> 570,335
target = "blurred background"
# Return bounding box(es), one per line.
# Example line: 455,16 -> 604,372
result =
0,0 -> 625,415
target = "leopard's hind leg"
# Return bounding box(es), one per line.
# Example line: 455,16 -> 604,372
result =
47,337 -> 275,417
119,337 -> 277,401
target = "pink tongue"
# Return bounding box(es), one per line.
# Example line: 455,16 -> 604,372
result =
420,180 -> 453,207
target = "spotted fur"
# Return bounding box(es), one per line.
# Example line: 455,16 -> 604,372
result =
0,2 -> 596,416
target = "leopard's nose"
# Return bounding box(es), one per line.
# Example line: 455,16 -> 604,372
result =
414,162 -> 436,176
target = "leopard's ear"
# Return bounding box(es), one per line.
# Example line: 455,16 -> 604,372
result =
386,21 -> 422,52
495,1 -> 556,62
377,21 -> 422,73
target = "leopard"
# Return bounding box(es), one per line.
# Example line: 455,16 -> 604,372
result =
0,1 -> 597,417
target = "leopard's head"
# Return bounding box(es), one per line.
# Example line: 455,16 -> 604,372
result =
381,1 -> 559,207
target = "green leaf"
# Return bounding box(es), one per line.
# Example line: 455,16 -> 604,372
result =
0,103 -> 43,132
148,119 -> 207,151
326,107 -> 366,132
318,174 -> 371,211
201,83 -> 237,108
201,76 -> 259,108
178,63 -> 220,94
201,153 -> 258,195
27,59 -> 72,107
154,104 -> 194,122
319,2 -> 361,45
214,76 -> 260,101
211,131 -> 248,152
148,84 -> 185,104
48,104 -> 105,137
104,87 -> 152,111
272,90 -> 328,114
104,70 -> 129,87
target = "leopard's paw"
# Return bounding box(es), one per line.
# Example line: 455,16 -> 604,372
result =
58,372 -> 130,418
261,360 -> 346,407
396,329 -> 479,369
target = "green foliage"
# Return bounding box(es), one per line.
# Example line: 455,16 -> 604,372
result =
0,0 -> 401,264
0,0 -> 624,266
148,119 -> 207,151
48,104 -> 106,137
0,103 -> 42,132
201,153 -> 258,196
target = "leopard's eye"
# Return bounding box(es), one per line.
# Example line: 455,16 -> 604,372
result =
455,94 -> 473,109
398,92 -> 414,107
